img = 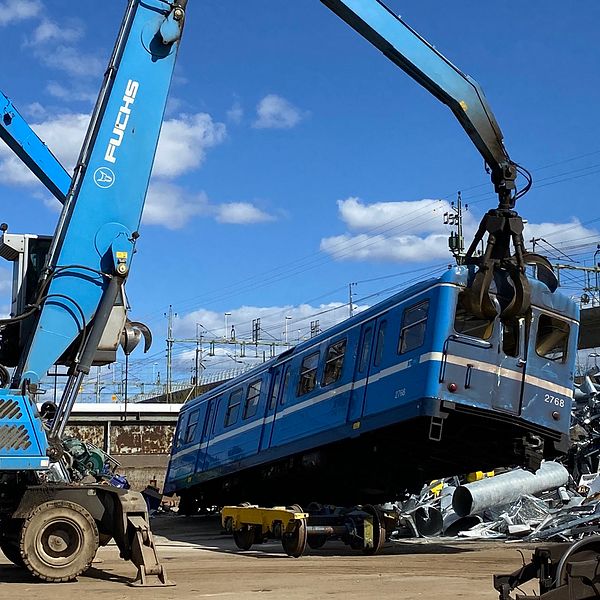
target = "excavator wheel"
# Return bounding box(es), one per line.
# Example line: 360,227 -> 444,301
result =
19,499 -> 99,582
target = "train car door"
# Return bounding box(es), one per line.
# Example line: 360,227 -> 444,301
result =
491,317 -> 526,414
519,311 -> 574,426
258,365 -> 284,452
444,295 -> 522,416
198,396 -> 220,473
347,319 -> 376,423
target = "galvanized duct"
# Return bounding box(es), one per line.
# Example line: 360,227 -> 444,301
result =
453,462 -> 569,517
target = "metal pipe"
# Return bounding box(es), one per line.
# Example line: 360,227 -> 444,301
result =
453,462 -> 569,517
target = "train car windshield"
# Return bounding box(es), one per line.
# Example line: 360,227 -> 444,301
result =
536,314 -> 570,362
454,293 -> 494,339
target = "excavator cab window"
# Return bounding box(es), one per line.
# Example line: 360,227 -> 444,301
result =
454,293 -> 494,340
535,314 -> 570,363
25,236 -> 51,307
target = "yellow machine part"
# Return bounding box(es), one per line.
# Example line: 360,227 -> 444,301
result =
222,505 -> 308,535
466,470 -> 495,483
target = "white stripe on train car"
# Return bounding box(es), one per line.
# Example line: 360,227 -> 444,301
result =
420,352 -> 574,398
171,351 -> 573,460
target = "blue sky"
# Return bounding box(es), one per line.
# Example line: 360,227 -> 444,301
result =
0,0 -> 599,396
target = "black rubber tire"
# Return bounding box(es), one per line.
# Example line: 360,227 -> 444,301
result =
233,525 -> 255,551
0,541 -> 24,567
20,500 -> 99,582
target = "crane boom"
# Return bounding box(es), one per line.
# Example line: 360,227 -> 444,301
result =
320,0 -> 517,207
321,0 -> 556,319
0,91 -> 71,203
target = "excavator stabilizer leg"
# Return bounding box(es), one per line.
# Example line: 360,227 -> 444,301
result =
127,514 -> 174,587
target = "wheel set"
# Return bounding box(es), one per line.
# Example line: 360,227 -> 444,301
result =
223,503 -> 388,558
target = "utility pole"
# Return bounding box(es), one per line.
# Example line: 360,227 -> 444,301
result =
445,191 -> 466,264
194,323 -> 203,390
349,282 -> 356,317
165,305 -> 176,403
95,366 -> 101,403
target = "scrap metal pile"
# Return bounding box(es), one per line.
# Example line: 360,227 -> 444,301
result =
389,370 -> 600,544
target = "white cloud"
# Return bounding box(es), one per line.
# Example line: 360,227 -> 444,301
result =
46,81 -> 96,104
320,196 -> 599,264
143,182 -> 211,230
253,94 -> 307,130
175,301 -> 367,345
523,219 -> 597,249
153,113 -> 227,178
321,232 -> 452,262
24,102 -> 47,119
0,111 -> 226,189
227,100 -> 244,124
37,45 -> 103,78
337,197 -> 450,234
320,196 -> 461,263
0,0 -> 41,26
0,106 -> 271,231
0,112 -> 89,186
143,183 -> 276,229
26,18 -> 83,46
215,202 -> 274,224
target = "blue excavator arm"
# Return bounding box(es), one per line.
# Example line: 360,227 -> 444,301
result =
322,0 -> 554,319
321,0 -> 519,207
0,91 -> 71,203
0,0 -> 188,466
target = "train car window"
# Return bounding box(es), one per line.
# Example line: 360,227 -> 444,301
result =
298,352 -> 320,396
202,401 -> 215,438
374,321 -> 387,366
280,369 -> 290,406
174,421 -> 185,450
536,315 -> 570,362
502,319 -> 520,357
399,300 -> 429,354
224,388 -> 243,427
211,396 -> 222,434
269,372 -> 281,410
243,380 -> 262,419
322,339 -> 347,386
184,409 -> 200,444
454,293 -> 493,339
359,327 -> 373,372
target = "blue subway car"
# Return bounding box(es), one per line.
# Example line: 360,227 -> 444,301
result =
165,266 -> 578,511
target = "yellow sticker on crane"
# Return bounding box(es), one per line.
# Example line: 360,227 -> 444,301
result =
459,100 -> 468,112
116,251 -> 128,259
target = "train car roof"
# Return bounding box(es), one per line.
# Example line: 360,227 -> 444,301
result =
179,265 -> 578,415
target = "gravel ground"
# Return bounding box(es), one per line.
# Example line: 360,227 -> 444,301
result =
0,513 -> 540,599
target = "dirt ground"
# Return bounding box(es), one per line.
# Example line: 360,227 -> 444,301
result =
0,514 -> 541,599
